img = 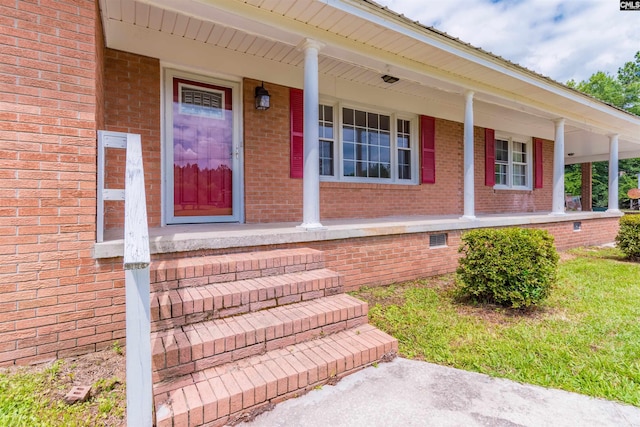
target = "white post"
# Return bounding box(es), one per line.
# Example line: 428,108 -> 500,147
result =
123,133 -> 152,427
607,134 -> 620,213
461,90 -> 475,220
551,118 -> 565,215
125,268 -> 152,427
299,39 -> 324,230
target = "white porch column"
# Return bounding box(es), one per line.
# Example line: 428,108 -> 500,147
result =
607,134 -> 620,213
551,118 -> 565,215
299,39 -> 324,229
462,90 -> 475,219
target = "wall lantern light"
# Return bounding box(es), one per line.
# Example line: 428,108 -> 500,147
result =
381,74 -> 399,84
255,82 -> 270,110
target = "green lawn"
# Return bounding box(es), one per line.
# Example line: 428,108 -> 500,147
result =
0,350 -> 125,427
353,247 -> 640,406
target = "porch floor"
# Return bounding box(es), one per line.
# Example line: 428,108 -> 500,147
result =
93,211 -> 620,259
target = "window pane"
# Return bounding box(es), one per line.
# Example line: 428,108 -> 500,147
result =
369,146 -> 379,162
513,164 -> 527,186
355,143 -> 368,161
368,112 -> 378,129
369,163 -> 380,178
380,146 -> 390,163
380,132 -> 390,147
399,164 -> 411,180
355,110 -> 366,127
344,160 -> 355,176
320,124 -> 333,139
380,115 -> 390,131
343,108 -> 354,125
495,163 -> 507,185
343,142 -> 354,160
380,163 -> 391,178
343,126 -> 355,143
319,140 -> 333,176
495,139 -> 509,162
356,161 -> 367,177
513,141 -> 526,163
369,131 -> 379,147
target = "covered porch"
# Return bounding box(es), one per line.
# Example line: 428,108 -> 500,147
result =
97,0 -> 640,234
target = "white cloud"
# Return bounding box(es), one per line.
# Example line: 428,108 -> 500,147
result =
376,0 -> 639,83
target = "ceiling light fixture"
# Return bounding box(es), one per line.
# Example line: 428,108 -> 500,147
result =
381,74 -> 399,84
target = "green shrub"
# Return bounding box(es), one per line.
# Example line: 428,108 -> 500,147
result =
455,228 -> 559,309
615,214 -> 640,261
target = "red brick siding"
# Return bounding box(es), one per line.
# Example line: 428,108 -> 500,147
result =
244,79 -> 303,222
244,78 -> 464,223
145,217 -> 619,291
0,0 -> 130,366
95,2 -> 105,131
103,49 -> 161,228
475,127 -> 554,213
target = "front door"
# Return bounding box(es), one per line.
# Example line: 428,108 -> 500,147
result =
164,70 -> 242,223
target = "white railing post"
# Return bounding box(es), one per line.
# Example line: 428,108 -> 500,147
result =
122,133 -> 152,427
96,131 -> 127,243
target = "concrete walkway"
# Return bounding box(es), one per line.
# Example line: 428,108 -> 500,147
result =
249,358 -> 640,427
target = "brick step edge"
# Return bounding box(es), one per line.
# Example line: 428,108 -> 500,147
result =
154,324 -> 398,427
150,248 -> 325,292
150,268 -> 343,332
151,294 -> 369,382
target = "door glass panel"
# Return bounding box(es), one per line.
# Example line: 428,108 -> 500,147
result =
172,78 -> 233,217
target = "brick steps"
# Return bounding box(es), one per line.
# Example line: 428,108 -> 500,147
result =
151,248 -> 398,427
150,248 -> 325,293
150,268 -> 343,333
154,324 -> 398,427
151,294 -> 369,382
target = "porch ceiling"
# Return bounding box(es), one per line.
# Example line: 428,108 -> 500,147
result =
99,0 -> 640,164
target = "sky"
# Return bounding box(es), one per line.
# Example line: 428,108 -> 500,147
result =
375,0 -> 639,84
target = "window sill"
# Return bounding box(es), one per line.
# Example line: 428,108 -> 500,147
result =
320,180 -> 422,191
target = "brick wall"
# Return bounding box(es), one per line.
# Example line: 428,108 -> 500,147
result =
321,217 -> 619,290
244,78 -> 465,223
244,79 -> 303,222
144,216 -> 620,291
474,127 -> 554,213
0,0 -> 129,366
103,49 -> 161,228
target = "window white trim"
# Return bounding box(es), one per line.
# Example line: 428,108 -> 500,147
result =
318,98 -> 419,185
493,132 -> 533,191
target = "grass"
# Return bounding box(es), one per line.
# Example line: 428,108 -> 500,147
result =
0,350 -> 125,427
353,247 -> 640,407
1,247 -> 637,424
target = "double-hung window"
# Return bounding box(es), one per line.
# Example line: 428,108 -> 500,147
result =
494,135 -> 531,189
318,103 -> 417,184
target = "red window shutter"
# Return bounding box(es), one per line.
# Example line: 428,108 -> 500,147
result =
420,115 -> 436,184
290,88 -> 304,179
534,138 -> 543,188
484,128 -> 495,186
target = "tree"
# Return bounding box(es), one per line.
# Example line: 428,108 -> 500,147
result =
617,51 -> 640,115
565,51 -> 640,209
